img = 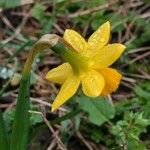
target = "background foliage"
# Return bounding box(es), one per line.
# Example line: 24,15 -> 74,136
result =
0,0 -> 150,149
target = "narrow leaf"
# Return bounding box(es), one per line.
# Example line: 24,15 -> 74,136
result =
10,74 -> 30,150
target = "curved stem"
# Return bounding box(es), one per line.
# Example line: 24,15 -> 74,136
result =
10,34 -> 71,150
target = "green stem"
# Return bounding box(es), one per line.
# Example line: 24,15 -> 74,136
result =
10,34 -> 73,150
10,74 -> 30,150
51,108 -> 82,125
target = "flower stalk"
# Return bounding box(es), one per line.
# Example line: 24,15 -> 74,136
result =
10,34 -> 71,150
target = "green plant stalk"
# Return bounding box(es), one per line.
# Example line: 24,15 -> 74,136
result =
10,34 -> 74,150
51,108 -> 82,125
0,109 -> 8,150
10,73 -> 30,150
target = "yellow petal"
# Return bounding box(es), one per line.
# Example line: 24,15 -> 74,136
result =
51,73 -> 80,111
45,63 -> 72,84
81,70 -> 105,97
99,68 -> 122,96
63,29 -> 87,53
88,21 -> 110,51
93,44 -> 126,69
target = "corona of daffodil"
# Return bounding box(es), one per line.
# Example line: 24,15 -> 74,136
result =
46,21 -> 126,111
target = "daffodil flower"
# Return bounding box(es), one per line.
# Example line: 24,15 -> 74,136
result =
46,21 -> 126,111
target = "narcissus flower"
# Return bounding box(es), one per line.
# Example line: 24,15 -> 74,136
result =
46,21 -> 126,111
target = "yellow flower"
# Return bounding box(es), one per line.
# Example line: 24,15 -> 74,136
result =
46,21 -> 126,112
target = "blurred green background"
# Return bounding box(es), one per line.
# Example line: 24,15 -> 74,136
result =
0,0 -> 150,149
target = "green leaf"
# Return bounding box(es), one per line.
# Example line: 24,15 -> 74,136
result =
3,107 -> 43,132
110,112 -> 149,150
3,108 -> 16,132
127,139 -> 146,150
134,86 -> 150,100
51,108 -> 82,125
0,0 -> 21,8
90,127 -> 103,143
30,112 -> 43,126
78,96 -> 115,126
31,3 -> 55,34
31,3 -> 45,21
10,74 -> 30,150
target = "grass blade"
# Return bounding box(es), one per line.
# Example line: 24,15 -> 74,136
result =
10,74 -> 30,150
